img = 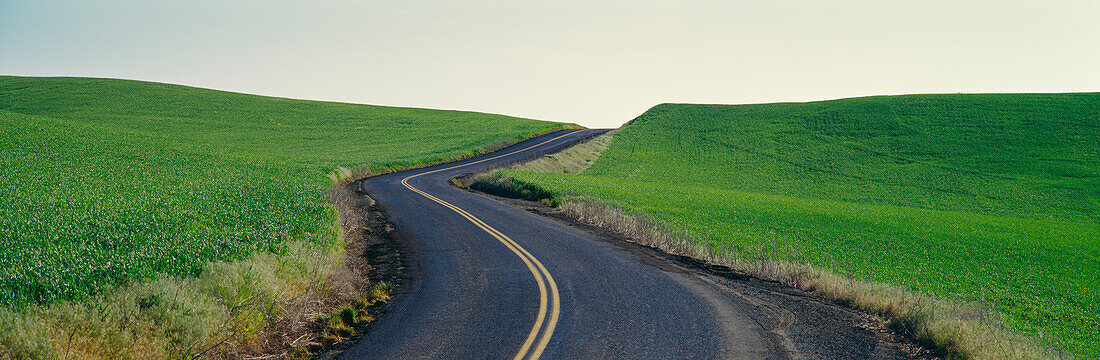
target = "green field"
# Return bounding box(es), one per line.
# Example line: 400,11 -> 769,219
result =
497,95 -> 1100,356
0,76 -> 569,308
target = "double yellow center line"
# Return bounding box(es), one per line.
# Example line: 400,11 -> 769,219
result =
399,130 -> 585,359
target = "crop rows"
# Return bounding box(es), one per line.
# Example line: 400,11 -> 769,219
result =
0,76 -> 566,307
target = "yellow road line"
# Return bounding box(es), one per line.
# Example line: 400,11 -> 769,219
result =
399,130 -> 583,359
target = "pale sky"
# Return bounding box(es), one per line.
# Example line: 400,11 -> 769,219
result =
2,1 -> 1098,128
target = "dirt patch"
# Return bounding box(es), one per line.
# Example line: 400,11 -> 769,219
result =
464,189 -> 940,360
234,184 -> 405,359
294,183 -> 408,359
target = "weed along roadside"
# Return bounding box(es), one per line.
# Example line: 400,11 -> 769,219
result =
280,182 -> 403,359
0,76 -> 578,359
463,94 -> 1095,360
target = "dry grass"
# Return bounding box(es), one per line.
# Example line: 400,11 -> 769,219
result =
559,198 -> 1056,360
466,130 -> 1063,360
0,186 -> 375,360
0,237 -> 343,359
462,130 -> 614,206
511,130 -> 615,174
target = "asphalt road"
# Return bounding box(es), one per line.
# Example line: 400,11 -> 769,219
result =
340,129 -> 918,360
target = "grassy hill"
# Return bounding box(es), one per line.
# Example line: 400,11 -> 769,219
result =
0,76 -> 570,308
495,94 -> 1100,357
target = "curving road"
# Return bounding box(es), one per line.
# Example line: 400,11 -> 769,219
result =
340,129 -> 915,360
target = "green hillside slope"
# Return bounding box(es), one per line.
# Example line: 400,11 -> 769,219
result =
0,76 -> 569,307
499,94 -> 1100,356
593,96 -> 1099,222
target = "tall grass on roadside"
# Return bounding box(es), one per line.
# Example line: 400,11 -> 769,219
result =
509,130 -> 615,174
0,236 -> 342,359
465,131 -> 615,205
558,197 -> 1054,360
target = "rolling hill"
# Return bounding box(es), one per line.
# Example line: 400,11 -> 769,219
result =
495,94 -> 1100,357
0,76 -> 570,307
